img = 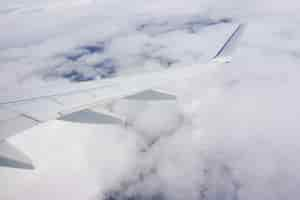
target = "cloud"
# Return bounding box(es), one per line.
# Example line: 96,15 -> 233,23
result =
1,0 -> 300,200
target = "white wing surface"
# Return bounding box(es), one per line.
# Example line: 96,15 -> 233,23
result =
0,23 -> 245,169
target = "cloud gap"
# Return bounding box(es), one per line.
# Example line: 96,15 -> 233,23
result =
43,41 -> 119,82
63,42 -> 106,62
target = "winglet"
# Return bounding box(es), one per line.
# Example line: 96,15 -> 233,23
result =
212,24 -> 246,63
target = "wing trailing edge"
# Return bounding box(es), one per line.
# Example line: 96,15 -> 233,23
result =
0,114 -> 40,141
58,89 -> 177,125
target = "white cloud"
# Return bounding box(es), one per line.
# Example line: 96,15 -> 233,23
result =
1,0 -> 300,199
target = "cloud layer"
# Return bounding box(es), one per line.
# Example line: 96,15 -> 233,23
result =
1,0 -> 300,200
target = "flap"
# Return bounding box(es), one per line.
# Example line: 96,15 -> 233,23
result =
125,89 -> 176,101
0,141 -> 34,170
58,109 -> 124,125
0,113 -> 40,141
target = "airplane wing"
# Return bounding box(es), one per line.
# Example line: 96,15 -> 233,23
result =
0,23 -> 245,170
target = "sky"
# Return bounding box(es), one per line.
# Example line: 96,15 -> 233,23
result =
1,0 -> 300,200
